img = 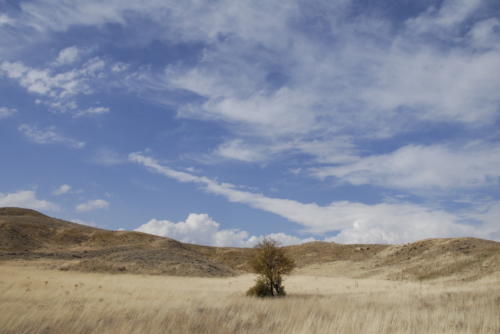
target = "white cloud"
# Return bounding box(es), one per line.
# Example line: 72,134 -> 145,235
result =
214,138 -> 357,164
0,190 -> 58,211
130,153 -> 491,243
75,106 -> 110,117
54,46 -> 80,66
468,18 -> 500,49
466,201 -> 500,240
5,0 -> 499,243
107,0 -> 499,168
158,0 -> 494,132
135,213 -> 313,247
311,144 -> 500,191
111,62 -> 129,72
324,202 -> 477,244
10,1 -> 500,154
215,139 -> 268,162
405,0 -> 482,33
53,184 -> 71,196
1,60 -> 86,97
0,14 -> 14,26
362,46 -> 500,125
18,124 -> 86,149
91,148 -> 126,166
0,107 -> 16,119
0,55 -> 107,115
75,199 -> 109,212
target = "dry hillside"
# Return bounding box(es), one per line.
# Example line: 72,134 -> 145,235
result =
1,207 -> 499,281
0,207 -> 236,276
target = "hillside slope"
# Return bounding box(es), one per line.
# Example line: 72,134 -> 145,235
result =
1,207 -> 499,281
0,207 -> 235,276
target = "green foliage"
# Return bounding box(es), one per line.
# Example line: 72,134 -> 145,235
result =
246,238 -> 295,297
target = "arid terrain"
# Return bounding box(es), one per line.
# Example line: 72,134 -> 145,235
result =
1,207 -> 500,333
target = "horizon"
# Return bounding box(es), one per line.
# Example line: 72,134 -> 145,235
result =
1,0 -> 499,247
2,206 -> 497,248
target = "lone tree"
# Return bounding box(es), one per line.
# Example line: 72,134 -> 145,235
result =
246,238 -> 295,297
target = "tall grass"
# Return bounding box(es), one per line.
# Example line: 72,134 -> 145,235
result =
0,263 -> 499,333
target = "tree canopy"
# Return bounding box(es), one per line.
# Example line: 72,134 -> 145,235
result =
246,238 -> 295,297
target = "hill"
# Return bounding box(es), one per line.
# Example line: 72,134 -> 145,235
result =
0,207 -> 236,276
1,207 -> 499,281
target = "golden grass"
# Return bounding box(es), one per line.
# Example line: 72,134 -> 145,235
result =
1,262 -> 499,334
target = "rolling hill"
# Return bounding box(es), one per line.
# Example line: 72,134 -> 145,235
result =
1,207 -> 499,281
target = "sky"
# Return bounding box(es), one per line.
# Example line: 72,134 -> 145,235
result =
1,0 -> 500,246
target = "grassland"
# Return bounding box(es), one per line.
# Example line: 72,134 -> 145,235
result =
1,262 -> 499,334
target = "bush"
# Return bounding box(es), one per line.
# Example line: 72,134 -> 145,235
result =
246,238 -> 295,297
246,278 -> 274,297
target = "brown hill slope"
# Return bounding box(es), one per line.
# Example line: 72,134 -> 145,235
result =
0,207 -> 235,276
1,207 -> 499,281
293,237 -> 500,281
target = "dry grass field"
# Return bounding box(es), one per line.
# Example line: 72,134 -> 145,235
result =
1,262 -> 499,334
2,209 -> 500,333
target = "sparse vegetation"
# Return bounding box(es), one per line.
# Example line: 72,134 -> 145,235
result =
1,263 -> 499,334
2,209 -> 500,333
246,239 -> 295,297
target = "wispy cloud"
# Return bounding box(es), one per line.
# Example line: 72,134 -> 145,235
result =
311,144 -> 500,191
0,106 -> 16,119
53,184 -> 72,196
75,199 -> 109,212
75,106 -> 110,117
91,148 -> 126,166
0,14 -> 14,26
18,124 -> 85,149
2,0 -> 499,243
8,1 -> 500,159
130,153 -> 497,243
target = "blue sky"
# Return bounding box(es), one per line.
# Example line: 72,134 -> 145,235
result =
1,0 -> 499,246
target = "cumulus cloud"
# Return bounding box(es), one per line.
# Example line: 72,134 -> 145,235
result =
53,184 -> 71,195
75,199 -> 109,212
130,153 -> 492,243
312,144 -> 500,191
0,190 -> 58,211
18,124 -> 85,149
135,213 -> 313,247
0,107 -> 16,119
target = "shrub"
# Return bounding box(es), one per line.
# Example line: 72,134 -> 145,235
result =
246,278 -> 274,297
246,238 -> 295,297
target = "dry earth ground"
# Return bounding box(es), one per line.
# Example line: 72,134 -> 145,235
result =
1,262 -> 499,334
